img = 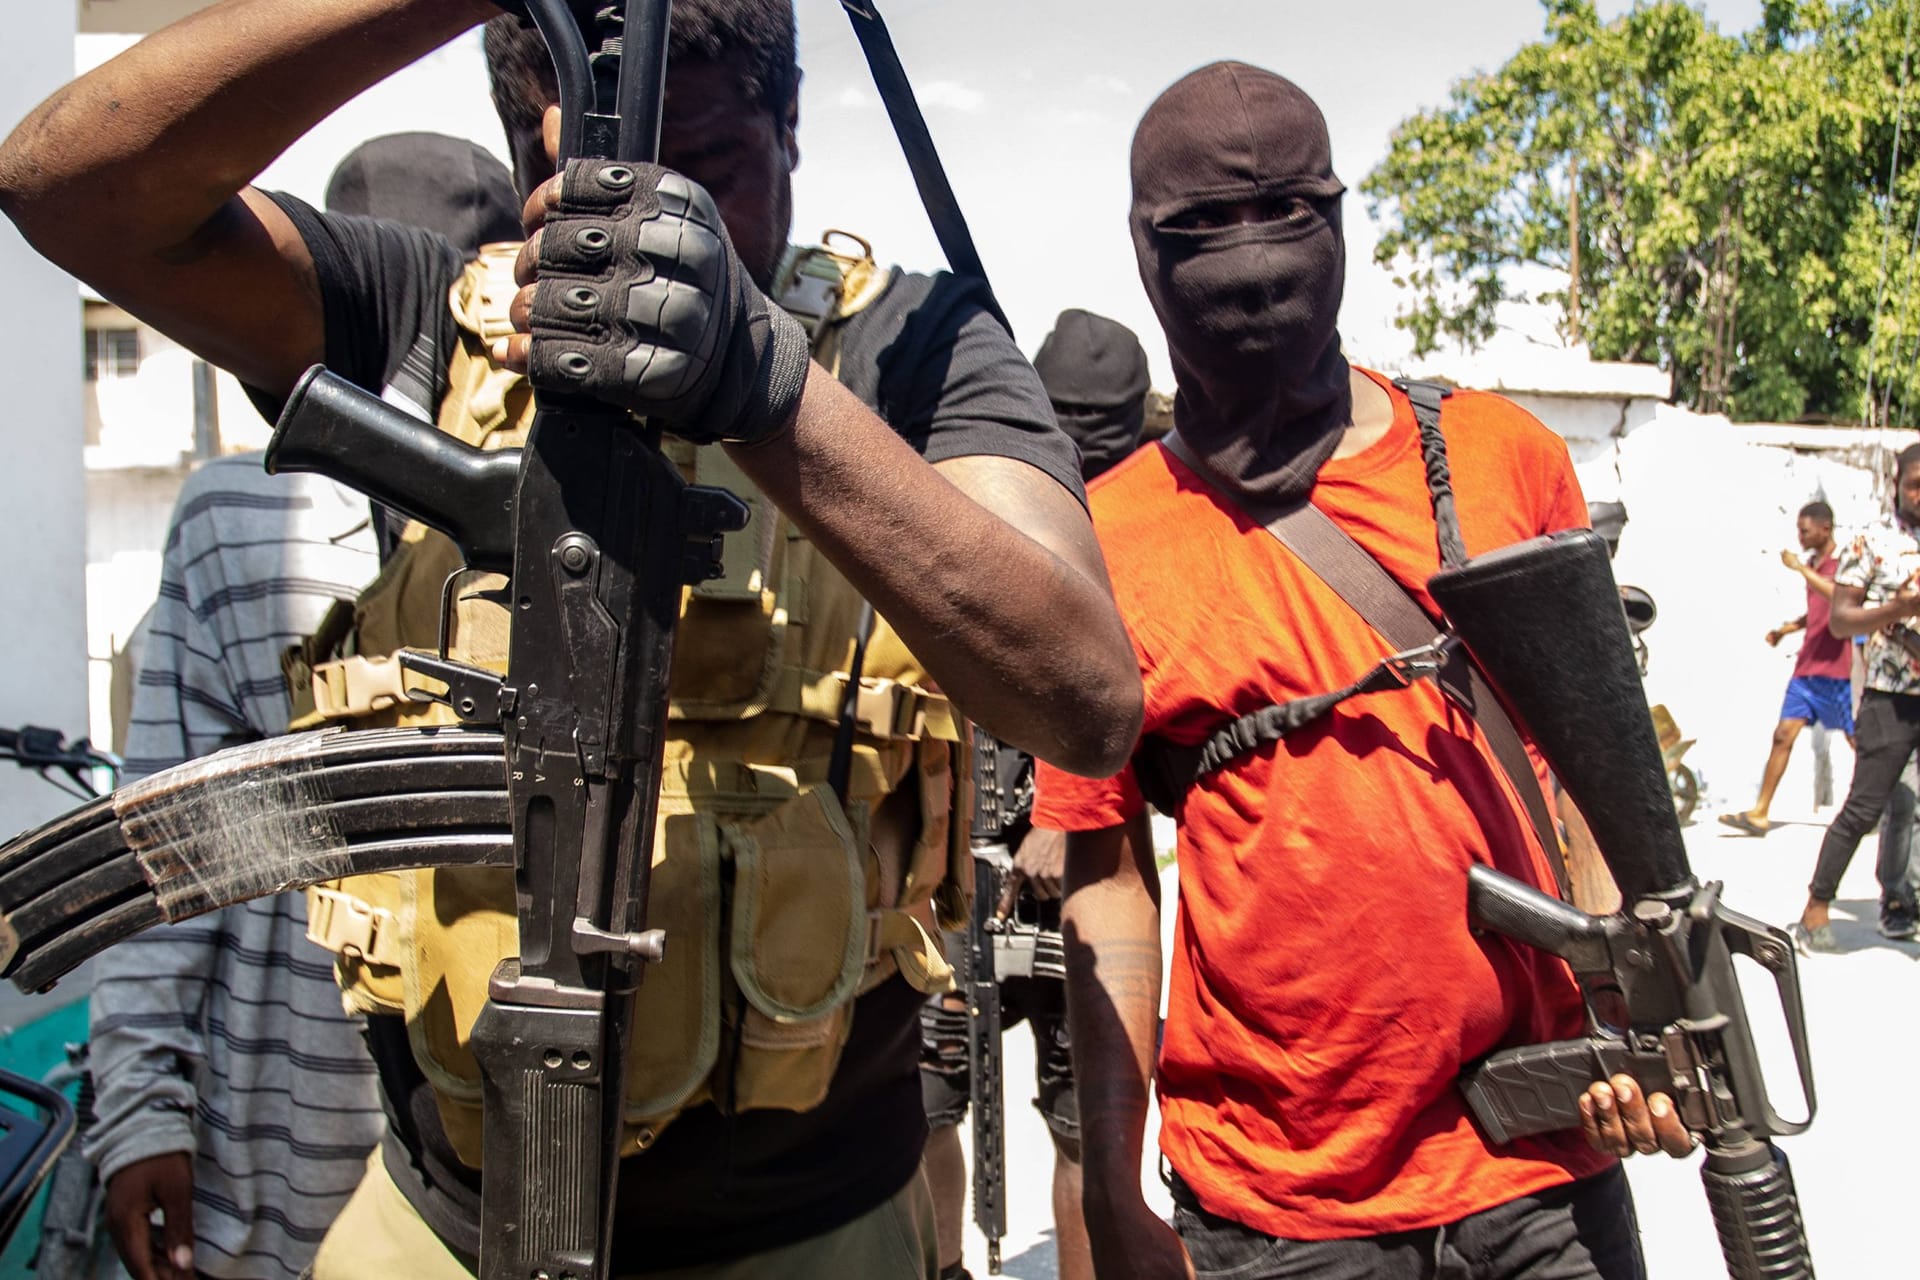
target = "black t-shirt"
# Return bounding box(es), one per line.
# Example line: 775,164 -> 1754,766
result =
257,193 -> 1083,1271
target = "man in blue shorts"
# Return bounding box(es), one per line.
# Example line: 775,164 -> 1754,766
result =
1722,501 -> 1851,835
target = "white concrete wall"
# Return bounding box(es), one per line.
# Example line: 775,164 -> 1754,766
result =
0,9 -> 90,834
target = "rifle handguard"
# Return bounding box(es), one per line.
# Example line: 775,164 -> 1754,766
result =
1703,1142 -> 1815,1280
1428,530 -> 1689,902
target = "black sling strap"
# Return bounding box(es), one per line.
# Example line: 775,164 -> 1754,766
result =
1143,387 -> 1566,889
839,1 -> 991,287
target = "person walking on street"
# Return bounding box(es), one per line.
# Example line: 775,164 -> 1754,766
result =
1796,446 -> 1920,950
1721,502 -> 1850,836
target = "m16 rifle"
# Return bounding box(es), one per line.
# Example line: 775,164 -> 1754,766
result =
965,734 -> 1016,1275
1429,529 -> 1817,1280
964,733 -> 1059,1274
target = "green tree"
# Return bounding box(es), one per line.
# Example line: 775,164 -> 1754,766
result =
1363,0 -> 1920,423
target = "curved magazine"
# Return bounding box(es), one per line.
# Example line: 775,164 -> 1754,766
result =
0,725 -> 510,992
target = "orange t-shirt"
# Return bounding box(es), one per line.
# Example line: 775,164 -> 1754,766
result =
1034,370 -> 1615,1240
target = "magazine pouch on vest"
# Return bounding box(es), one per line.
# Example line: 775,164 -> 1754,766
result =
295,239 -> 971,1165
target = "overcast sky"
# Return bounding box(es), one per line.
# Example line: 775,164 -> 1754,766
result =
79,0 -> 1765,385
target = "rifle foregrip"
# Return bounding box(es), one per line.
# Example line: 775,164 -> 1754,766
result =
1702,1143 -> 1815,1279
266,367 -> 520,574
1459,1040 -> 1635,1144
471,986 -> 606,1280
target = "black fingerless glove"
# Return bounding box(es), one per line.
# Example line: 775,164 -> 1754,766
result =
527,159 -> 812,445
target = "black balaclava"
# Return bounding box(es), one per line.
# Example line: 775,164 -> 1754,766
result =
1130,61 -> 1350,505
1033,309 -> 1153,481
325,132 -> 522,256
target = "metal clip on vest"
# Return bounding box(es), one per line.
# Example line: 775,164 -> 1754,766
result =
265,4 -> 749,1277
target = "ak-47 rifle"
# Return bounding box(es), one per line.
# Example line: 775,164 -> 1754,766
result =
1429,530 -> 1817,1280
273,7 -> 750,1277
275,2 -> 748,1273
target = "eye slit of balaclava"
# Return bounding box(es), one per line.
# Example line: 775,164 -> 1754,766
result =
1129,61 -> 1353,506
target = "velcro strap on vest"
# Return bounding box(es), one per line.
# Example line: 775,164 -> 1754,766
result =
306,885 -> 404,967
868,908 -> 952,993
778,668 -> 958,743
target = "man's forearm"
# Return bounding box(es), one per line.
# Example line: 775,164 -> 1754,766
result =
0,0 -> 492,266
1831,597 -> 1913,637
1062,815 -> 1162,1199
729,371 -> 1142,776
85,923 -> 221,1180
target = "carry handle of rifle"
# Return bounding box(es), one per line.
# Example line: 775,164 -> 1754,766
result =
1715,902 -> 1816,1139
266,367 -> 520,574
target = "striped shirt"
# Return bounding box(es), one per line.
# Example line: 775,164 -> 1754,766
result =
87,455 -> 385,1280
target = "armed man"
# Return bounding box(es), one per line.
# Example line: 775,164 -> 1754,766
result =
1037,62 -> 1691,1280
0,3 -> 1140,1276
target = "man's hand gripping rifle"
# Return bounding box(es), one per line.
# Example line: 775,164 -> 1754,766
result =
266,4 -> 751,1277
1429,530 -> 1817,1280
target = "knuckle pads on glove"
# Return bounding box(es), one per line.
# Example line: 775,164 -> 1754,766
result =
524,158 -> 806,443
528,159 -> 719,410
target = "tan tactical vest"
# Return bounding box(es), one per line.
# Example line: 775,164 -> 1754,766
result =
293,232 -> 970,1165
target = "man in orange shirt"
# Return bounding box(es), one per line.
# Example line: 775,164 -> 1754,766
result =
1038,63 -> 1689,1280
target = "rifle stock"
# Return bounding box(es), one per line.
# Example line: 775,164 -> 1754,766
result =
1430,530 -> 1818,1280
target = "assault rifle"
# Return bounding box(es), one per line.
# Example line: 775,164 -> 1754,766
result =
965,734 -> 1015,1275
1429,530 -> 1817,1280
272,7 -> 744,1277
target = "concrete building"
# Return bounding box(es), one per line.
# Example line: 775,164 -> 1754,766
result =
56,5 -> 502,759
81,295 -> 278,752
1,8 -> 89,833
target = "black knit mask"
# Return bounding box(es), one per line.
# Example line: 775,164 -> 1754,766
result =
1130,62 -> 1350,505
1033,309 -> 1152,481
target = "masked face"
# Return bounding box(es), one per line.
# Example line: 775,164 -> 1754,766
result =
1130,62 -> 1351,503
1033,309 -> 1152,481
1145,191 -> 1345,390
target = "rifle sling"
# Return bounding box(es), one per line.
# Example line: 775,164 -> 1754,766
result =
1152,425 -> 1567,896
838,2 -> 994,297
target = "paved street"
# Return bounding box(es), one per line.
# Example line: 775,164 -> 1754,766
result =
968,805 -> 1907,1279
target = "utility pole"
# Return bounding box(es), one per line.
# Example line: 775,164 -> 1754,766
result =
1568,153 -> 1582,345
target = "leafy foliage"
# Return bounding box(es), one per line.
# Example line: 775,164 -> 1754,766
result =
1363,0 -> 1920,423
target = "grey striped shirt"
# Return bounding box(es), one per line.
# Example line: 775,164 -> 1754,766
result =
87,455 -> 385,1280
